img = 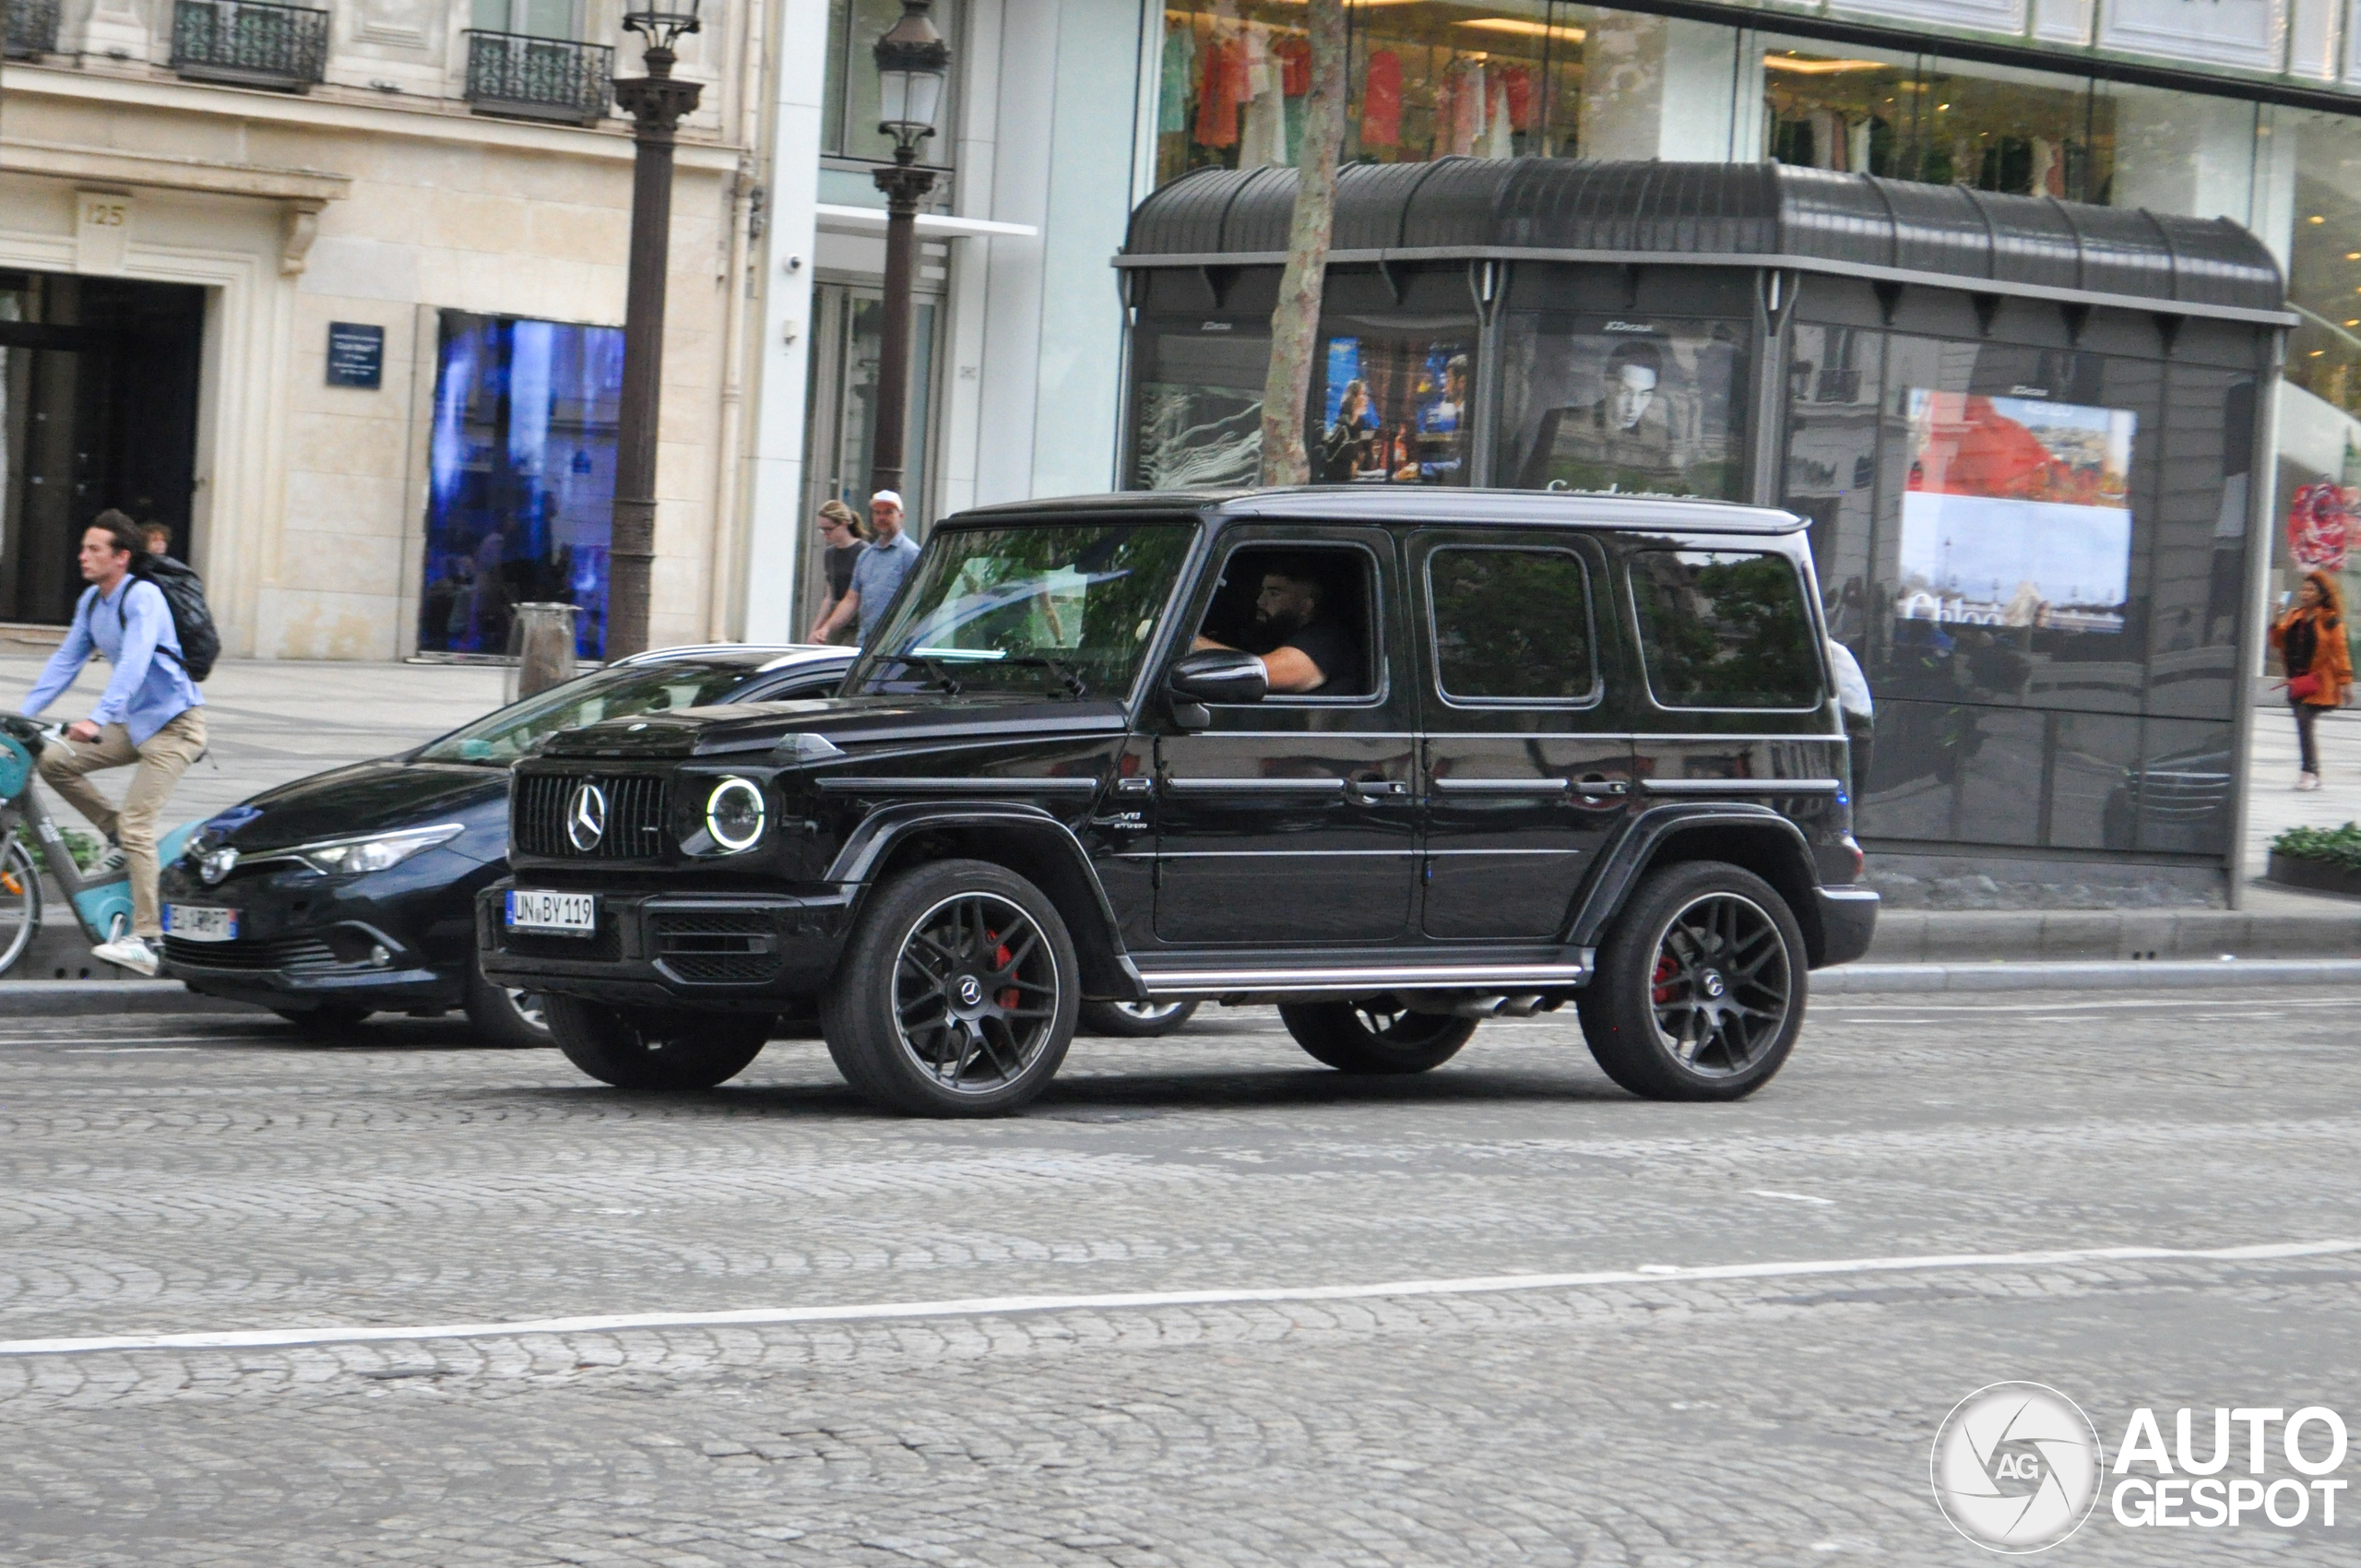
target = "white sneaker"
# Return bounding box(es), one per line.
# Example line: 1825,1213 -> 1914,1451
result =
2297,772 -> 2322,792
92,843 -> 127,875
94,934 -> 160,977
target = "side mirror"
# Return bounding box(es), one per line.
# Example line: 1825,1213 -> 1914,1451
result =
1169,649 -> 1268,706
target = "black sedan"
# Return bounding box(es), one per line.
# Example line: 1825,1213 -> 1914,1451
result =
160,644 -> 856,1041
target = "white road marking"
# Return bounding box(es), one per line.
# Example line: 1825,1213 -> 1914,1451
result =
1,1238 -> 2352,1360
1747,1189 -> 1836,1206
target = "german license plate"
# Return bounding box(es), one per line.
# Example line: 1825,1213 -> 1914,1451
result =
165,905 -> 238,942
506,889 -> 596,936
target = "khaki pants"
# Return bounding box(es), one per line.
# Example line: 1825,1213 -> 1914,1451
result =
36,710 -> 208,939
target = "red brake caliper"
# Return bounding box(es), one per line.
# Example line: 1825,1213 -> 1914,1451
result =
991,932 -> 1018,1009
1651,953 -> 1677,1007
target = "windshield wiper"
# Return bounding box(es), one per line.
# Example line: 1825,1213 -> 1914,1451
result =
875,654 -> 964,695
988,656 -> 1090,698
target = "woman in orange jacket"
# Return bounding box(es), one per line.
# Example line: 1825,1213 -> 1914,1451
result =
2270,571 -> 2353,790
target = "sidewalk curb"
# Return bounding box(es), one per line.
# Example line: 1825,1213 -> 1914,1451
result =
0,981 -> 267,1016
1818,959 -> 2361,993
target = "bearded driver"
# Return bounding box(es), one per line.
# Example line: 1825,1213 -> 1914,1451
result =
1192,559 -> 1362,695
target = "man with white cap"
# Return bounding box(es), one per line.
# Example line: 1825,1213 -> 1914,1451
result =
813,489 -> 921,646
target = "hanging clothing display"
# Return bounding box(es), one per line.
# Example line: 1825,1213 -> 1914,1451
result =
1160,24 -> 1196,137
1484,73 -> 1514,159
1275,35 -> 1310,97
1240,30 -> 1288,169
1451,61 -> 1487,157
1195,31 -> 1248,148
1501,65 -> 1533,134
1362,49 -> 1403,148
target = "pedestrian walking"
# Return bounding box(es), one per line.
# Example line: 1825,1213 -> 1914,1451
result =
1826,636 -> 1874,802
15,511 -> 208,975
804,499 -> 869,643
2271,571 -> 2352,790
810,490 -> 921,647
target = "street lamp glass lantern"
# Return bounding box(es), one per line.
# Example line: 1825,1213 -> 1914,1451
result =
873,0 -> 952,157
623,0 -> 705,51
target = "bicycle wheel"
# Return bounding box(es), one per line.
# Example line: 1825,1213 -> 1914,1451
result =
0,837 -> 42,978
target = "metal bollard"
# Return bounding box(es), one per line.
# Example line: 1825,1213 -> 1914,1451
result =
505,602 -> 582,701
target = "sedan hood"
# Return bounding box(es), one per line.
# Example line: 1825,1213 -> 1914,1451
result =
542,695 -> 1132,760
201,759 -> 509,852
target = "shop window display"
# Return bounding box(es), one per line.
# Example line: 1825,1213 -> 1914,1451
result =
1157,1 -> 1587,185
1763,46 -> 2113,201
420,313 -> 622,659
1134,322 -> 1271,490
1499,315 -> 1746,499
2278,111 -> 2361,639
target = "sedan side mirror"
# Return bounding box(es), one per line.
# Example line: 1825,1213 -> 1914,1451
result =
1169,649 -> 1268,705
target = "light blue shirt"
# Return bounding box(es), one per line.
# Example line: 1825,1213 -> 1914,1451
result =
24,576 -> 203,745
851,530 -> 922,643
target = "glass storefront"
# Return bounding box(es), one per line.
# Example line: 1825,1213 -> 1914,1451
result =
419,312 -> 622,660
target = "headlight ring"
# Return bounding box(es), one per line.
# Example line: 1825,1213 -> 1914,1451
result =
705,777 -> 767,852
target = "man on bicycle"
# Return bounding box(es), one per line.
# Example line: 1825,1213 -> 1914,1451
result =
16,511 -> 207,976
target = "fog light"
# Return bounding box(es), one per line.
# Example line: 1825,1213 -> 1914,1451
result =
370,943 -> 392,968
705,777 -> 766,852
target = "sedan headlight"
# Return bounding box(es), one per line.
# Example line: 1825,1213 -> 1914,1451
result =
293,823 -> 467,875
705,777 -> 766,853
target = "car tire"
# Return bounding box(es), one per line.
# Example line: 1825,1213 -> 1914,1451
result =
821,858 -> 1078,1117
464,955 -> 552,1048
1278,1000 -> 1477,1074
1576,860 -> 1807,1102
271,1004 -> 373,1037
1080,998 -> 1200,1038
545,995 -> 773,1089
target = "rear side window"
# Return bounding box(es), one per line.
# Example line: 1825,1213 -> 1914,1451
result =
1629,549 -> 1821,709
1427,548 -> 1596,703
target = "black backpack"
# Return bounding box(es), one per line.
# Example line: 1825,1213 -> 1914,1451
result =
116,555 -> 220,683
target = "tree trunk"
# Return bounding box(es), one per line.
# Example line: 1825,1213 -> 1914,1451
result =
1257,0 -> 1347,489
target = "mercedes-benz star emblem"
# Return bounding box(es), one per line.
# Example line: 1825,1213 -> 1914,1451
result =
1702,970 -> 1726,998
955,976 -> 984,1008
566,781 -> 609,851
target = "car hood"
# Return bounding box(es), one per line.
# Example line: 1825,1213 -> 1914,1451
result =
200,759 -> 510,853
541,694 -> 1133,760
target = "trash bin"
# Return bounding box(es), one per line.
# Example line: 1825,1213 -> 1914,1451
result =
505,602 -> 581,702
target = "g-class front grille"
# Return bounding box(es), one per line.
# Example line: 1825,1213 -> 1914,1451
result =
514,773 -> 668,860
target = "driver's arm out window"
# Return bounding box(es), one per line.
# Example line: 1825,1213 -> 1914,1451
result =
1194,545 -> 1378,699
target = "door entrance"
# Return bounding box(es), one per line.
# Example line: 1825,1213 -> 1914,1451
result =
0,271 -> 205,625
800,280 -> 938,625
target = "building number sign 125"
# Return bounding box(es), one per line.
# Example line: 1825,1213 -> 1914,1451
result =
81,198 -> 128,228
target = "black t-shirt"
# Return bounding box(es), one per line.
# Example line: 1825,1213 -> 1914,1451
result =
1280,617 -> 1364,695
824,542 -> 862,600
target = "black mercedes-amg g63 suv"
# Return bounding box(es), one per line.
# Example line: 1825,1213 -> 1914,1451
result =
482,490 -> 1875,1114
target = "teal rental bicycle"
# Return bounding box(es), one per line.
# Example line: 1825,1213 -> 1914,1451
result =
0,714 -> 200,977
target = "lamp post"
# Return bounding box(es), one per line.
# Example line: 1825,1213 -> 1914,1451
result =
868,0 -> 950,501
605,0 -> 705,659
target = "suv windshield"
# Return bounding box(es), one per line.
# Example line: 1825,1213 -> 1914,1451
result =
849,523 -> 1195,698
416,661 -> 773,765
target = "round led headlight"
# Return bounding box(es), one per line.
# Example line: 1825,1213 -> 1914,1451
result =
704,777 -> 766,852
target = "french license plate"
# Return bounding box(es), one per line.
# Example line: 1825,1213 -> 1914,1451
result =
506,889 -> 596,936
165,905 -> 238,942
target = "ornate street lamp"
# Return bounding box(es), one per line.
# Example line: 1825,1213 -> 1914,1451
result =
604,0 -> 706,659
868,0 -> 951,501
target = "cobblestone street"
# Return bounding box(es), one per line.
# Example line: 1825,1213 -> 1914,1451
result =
2,991 -> 2356,1565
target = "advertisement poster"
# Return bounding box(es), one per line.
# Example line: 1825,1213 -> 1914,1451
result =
1895,388 -> 2137,635
1316,325 -> 1471,485
1503,318 -> 1747,500
2286,478 -> 2353,572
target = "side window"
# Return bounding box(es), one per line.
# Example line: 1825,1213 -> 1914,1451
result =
1427,548 -> 1596,704
1192,544 -> 1379,700
1630,549 -> 1822,710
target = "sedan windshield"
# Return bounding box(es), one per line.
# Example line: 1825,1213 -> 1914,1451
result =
848,523 -> 1195,699
416,662 -> 777,765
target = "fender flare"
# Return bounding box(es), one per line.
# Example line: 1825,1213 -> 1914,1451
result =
825,802 -> 1147,1000
1566,803 -> 1820,953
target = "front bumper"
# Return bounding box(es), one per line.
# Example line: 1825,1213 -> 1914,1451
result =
156,861 -> 475,1014
478,880 -> 854,1008
1811,885 -> 1880,968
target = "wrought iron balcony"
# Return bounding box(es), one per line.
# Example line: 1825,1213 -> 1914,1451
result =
5,0 -> 61,59
465,30 -> 613,125
171,0 -> 328,90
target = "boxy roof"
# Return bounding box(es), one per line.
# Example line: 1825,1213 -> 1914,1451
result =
951,487 -> 1809,536
1119,159 -> 2290,325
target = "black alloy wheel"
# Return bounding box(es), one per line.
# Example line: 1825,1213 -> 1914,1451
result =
466,952 -> 552,1047
544,996 -> 774,1089
1576,861 -> 1805,1101
1278,999 -> 1477,1075
1080,998 -> 1201,1038
823,859 -> 1078,1117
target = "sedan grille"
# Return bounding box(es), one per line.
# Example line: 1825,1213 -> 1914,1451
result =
162,935 -> 340,973
514,773 -> 667,860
